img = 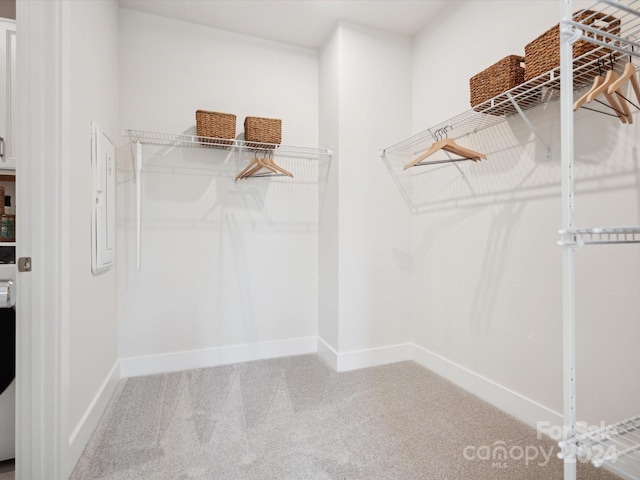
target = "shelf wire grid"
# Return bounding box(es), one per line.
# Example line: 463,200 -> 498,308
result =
382,40 -> 640,159
573,415 -> 640,476
559,226 -> 640,245
566,1 -> 640,61
380,0 -> 640,217
124,129 -> 332,160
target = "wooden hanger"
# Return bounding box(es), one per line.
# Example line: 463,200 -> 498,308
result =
242,153 -> 293,179
586,69 -> 620,103
261,153 -> 293,178
608,61 -> 640,100
235,152 -> 293,180
235,155 -> 279,181
599,70 -> 629,124
574,74 -> 605,111
575,69 -> 628,124
403,136 -> 486,171
608,75 -> 633,125
607,61 -> 640,123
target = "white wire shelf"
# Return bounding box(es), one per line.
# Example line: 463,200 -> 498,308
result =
124,129 -> 333,160
558,226 -> 640,246
566,1 -> 640,62
381,8 -> 640,160
122,129 -> 332,271
559,415 -> 640,478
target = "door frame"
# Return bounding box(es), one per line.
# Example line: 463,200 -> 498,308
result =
15,0 -> 70,478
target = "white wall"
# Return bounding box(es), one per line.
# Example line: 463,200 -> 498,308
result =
411,0 -> 640,427
68,0 -> 120,470
66,1 -> 640,461
318,23 -> 413,365
119,9 -> 318,145
118,10 -> 320,367
318,29 -> 340,351
336,24 -> 413,353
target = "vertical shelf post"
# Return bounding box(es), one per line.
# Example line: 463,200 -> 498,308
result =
560,1 -> 579,479
135,141 -> 142,270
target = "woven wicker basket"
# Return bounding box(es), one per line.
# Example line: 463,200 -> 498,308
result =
195,110 -> 236,146
244,116 -> 282,149
470,55 -> 525,110
0,186 -> 5,215
525,10 -> 620,81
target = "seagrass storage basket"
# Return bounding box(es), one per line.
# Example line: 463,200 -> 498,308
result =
195,110 -> 236,146
244,116 -> 282,149
524,10 -> 620,81
470,55 -> 525,110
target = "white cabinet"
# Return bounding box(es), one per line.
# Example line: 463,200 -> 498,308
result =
0,19 -> 16,171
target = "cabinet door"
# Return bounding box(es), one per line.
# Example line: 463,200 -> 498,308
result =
0,20 -> 16,170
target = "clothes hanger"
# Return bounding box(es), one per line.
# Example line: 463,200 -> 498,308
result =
574,59 -> 628,123
607,60 -> 640,120
403,127 -> 486,170
586,69 -> 620,104
441,140 -> 486,160
234,153 -> 279,181
585,73 -> 628,126
263,151 -> 293,177
608,73 -> 633,124
235,155 -> 260,180
403,138 -> 486,170
573,74 -> 605,111
240,151 -> 290,179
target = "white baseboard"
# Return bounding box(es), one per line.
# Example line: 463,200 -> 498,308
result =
117,337 -> 561,434
119,336 -> 318,378
317,337 -> 338,370
337,342 -> 413,372
411,343 -> 562,429
67,360 -> 121,477
317,337 -> 412,372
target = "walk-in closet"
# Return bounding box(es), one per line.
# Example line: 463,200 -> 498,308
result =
8,0 -> 640,479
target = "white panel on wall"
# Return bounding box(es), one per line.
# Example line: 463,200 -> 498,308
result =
91,121 -> 116,273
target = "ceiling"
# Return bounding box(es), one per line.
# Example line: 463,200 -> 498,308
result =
118,0 -> 450,49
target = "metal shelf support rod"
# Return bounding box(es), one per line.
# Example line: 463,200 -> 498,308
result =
561,1 -> 579,478
136,141 -> 142,271
507,92 -> 551,159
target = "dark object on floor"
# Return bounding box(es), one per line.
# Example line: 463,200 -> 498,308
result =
0,307 -> 15,395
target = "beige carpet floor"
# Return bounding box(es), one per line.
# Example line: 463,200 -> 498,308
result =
70,355 -> 621,480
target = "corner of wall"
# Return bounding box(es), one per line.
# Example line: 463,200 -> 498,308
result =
67,360 -> 121,478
